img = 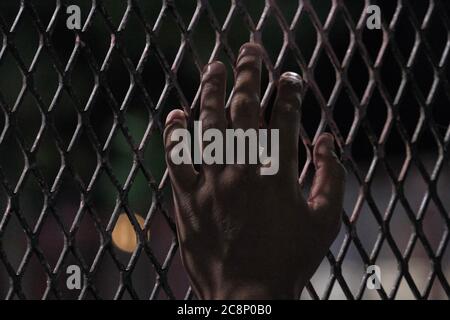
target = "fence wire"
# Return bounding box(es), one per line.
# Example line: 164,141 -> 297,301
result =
0,0 -> 449,300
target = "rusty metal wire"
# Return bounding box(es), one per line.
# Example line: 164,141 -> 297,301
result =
0,0 -> 449,300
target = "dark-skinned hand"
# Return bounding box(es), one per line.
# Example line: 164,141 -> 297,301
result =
163,43 -> 346,299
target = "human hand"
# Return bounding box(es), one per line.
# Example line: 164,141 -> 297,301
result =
163,43 -> 346,299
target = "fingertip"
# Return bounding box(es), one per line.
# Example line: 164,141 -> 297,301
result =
236,43 -> 263,73
315,132 -> 335,147
238,42 -> 263,58
165,109 -> 187,127
279,71 -> 303,89
202,61 -> 226,78
313,133 -> 335,160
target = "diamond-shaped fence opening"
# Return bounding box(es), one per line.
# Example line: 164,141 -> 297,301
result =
0,0 -> 449,300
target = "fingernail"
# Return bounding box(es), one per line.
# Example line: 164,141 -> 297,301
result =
280,72 -> 303,84
165,109 -> 186,126
202,61 -> 225,80
316,133 -> 335,154
238,43 -> 262,59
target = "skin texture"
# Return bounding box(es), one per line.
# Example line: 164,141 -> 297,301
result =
163,43 -> 346,299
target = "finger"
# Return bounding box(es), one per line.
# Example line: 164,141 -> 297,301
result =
200,62 -> 227,170
163,109 -> 198,191
270,72 -> 303,179
308,133 -> 346,221
230,42 -> 262,130
200,61 -> 227,133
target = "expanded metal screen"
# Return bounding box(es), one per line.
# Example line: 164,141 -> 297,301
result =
0,0 -> 449,300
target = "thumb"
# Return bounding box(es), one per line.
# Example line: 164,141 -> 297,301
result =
307,133 -> 346,222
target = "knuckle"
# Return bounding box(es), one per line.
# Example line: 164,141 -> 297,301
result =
200,99 -> 219,115
199,116 -> 221,131
276,100 -> 301,117
282,101 -> 299,113
236,59 -> 260,74
239,43 -> 263,56
231,93 -> 259,118
202,75 -> 223,93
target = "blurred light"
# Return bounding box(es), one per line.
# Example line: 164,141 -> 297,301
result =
112,213 -> 148,253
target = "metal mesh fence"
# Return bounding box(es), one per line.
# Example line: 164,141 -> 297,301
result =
0,0 -> 449,300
